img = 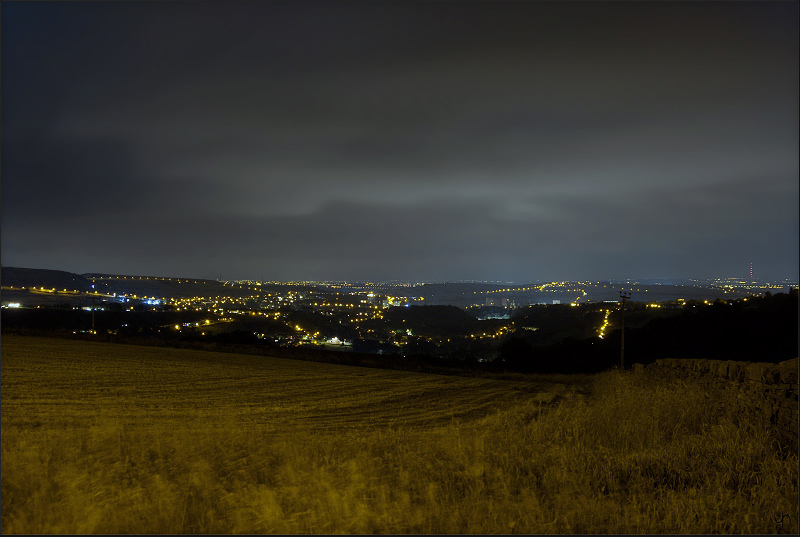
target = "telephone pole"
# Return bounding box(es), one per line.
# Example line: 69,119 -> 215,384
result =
91,277 -> 96,335
619,291 -> 631,369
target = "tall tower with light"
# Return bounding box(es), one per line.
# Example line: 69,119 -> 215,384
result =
750,262 -> 753,280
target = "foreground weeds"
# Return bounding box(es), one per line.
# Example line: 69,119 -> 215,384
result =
1,337 -> 797,533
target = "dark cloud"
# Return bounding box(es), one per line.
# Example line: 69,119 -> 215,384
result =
1,1 -> 797,281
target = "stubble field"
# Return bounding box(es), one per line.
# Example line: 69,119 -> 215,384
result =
1,334 -> 797,533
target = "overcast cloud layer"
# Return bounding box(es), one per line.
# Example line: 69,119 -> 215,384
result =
2,1 -> 797,282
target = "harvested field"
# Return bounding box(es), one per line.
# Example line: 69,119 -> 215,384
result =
1,335 -> 796,534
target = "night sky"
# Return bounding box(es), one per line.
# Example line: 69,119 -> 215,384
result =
2,1 -> 797,283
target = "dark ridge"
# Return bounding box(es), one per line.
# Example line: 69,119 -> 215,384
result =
1,267 -> 92,292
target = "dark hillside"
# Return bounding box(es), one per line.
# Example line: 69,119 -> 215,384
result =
512,304 -> 606,345
383,305 -> 477,336
496,290 -> 798,374
625,290 -> 798,363
1,267 -> 91,291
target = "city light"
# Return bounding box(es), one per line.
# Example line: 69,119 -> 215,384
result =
597,309 -> 611,339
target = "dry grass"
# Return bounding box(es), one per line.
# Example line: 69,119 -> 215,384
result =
1,335 -> 797,533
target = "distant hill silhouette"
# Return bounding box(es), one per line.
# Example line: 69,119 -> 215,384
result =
1,266 -> 289,301
1,267 -> 92,292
